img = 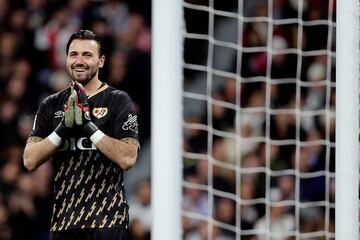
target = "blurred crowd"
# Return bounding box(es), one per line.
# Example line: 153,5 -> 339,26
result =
182,0 -> 336,239
0,0 -> 151,239
0,0 -> 338,239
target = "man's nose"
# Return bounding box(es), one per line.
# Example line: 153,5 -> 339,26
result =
75,56 -> 85,64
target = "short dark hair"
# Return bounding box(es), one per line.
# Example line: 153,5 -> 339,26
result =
66,30 -> 103,56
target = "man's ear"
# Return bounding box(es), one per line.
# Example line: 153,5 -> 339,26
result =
99,55 -> 105,68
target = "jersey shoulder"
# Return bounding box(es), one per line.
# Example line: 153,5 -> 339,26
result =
106,86 -> 131,97
41,88 -> 70,106
105,86 -> 133,102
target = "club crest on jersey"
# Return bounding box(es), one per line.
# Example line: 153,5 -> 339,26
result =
122,114 -> 138,133
92,107 -> 108,119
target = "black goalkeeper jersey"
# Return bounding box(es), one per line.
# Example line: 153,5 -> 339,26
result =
30,83 -> 139,231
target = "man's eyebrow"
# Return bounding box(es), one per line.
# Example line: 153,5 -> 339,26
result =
68,50 -> 94,55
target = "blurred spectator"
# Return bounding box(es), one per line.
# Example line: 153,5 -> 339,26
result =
304,55 -> 328,111
273,0 -> 298,19
271,36 -> 294,78
183,115 -> 207,153
291,146 -> 326,202
129,179 -> 151,240
214,198 -> 236,238
25,0 -> 47,31
118,13 -> 151,52
183,175 -> 209,231
241,152 -> 261,181
107,49 -> 128,87
130,218 -> 150,240
239,179 -> 258,230
270,175 -> 295,201
0,200 -> 11,240
95,0 -> 129,37
0,98 -> 19,146
253,203 -> 295,240
0,32 -> 18,82
185,221 -> 234,240
299,207 -> 328,235
67,0 -> 93,29
0,144 -> 22,195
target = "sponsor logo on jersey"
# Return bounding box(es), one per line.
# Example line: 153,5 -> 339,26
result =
92,107 -> 108,119
122,114 -> 138,133
54,110 -> 65,118
58,137 -> 97,151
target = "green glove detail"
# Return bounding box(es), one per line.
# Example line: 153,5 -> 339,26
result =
64,84 -> 77,128
54,82 -> 77,138
74,81 -> 91,126
73,81 -> 100,137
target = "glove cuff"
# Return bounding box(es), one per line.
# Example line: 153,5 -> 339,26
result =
54,122 -> 69,138
90,130 -> 105,145
83,121 -> 99,137
48,132 -> 62,146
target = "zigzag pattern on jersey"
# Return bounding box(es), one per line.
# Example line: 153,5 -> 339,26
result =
50,151 -> 128,231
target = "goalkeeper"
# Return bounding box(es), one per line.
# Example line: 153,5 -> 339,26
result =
23,30 -> 140,240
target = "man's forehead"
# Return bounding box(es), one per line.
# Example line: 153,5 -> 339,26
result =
68,39 -> 99,52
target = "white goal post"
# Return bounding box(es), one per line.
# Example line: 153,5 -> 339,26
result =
335,0 -> 359,239
151,0 -> 183,239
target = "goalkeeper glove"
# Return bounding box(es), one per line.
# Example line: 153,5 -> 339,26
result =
73,81 -> 91,126
50,83 -> 77,146
64,83 -> 77,128
73,81 -> 104,143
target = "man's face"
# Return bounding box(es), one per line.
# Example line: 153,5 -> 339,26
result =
66,39 -> 105,84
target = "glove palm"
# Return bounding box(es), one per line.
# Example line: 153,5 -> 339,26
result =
54,83 -> 77,138
73,81 -> 101,138
64,86 -> 77,127
74,81 -> 91,126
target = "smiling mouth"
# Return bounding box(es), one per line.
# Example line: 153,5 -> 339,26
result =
73,68 -> 87,73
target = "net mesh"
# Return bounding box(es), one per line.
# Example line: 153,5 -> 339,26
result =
182,0 -> 336,239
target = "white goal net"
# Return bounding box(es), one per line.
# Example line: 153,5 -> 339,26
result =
181,0 -> 338,239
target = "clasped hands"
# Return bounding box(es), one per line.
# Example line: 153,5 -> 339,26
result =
54,81 -> 100,141
64,81 -> 91,129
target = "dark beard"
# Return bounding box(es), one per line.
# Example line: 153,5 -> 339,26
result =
72,69 -> 97,85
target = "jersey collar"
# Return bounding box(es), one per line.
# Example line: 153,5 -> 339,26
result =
88,82 -> 109,99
